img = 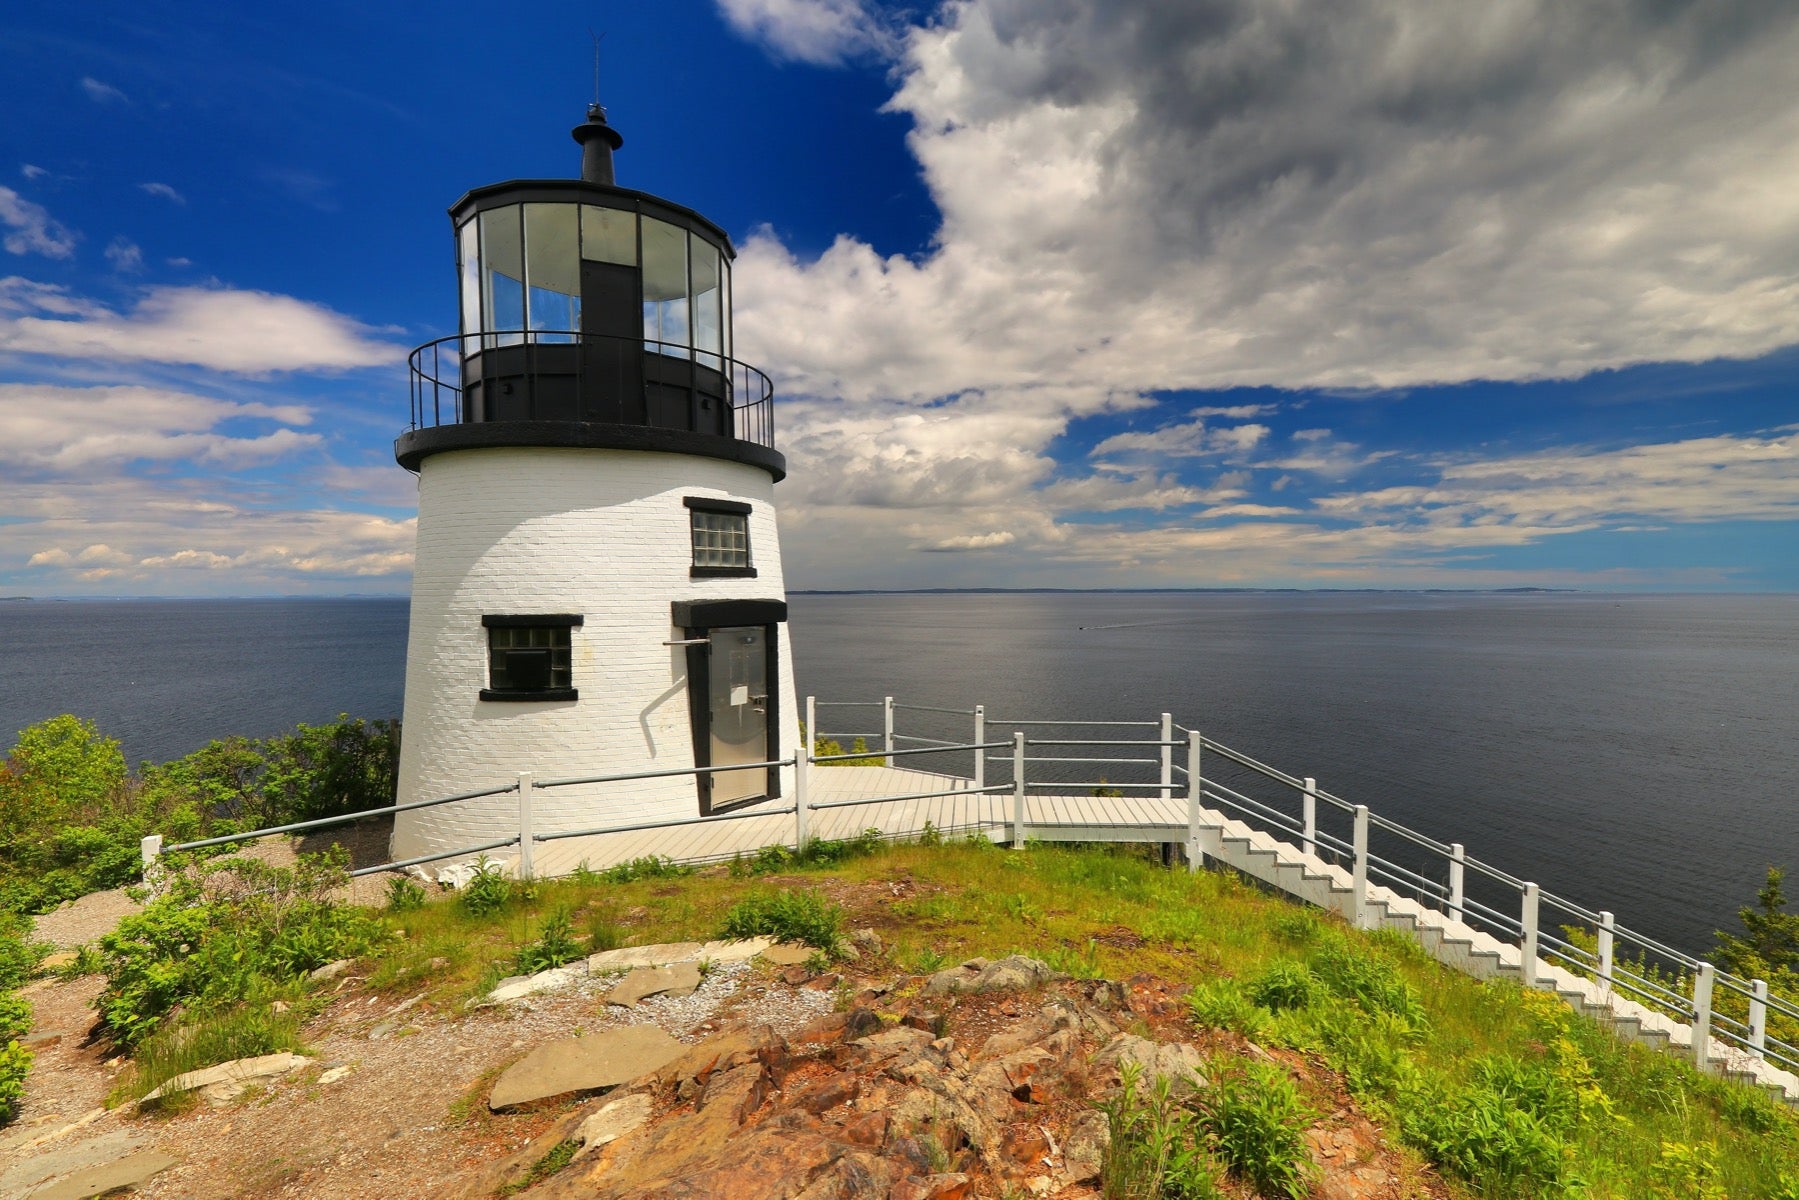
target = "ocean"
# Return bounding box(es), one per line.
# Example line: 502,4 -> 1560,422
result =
2,591 -> 1794,957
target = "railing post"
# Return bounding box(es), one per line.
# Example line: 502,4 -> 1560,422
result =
516,772 -> 534,881
1350,805 -> 1370,929
1751,978 -> 1769,1061
1692,962 -> 1715,1073
1520,882 -> 1539,988
796,698 -> 813,851
1159,713 -> 1173,801
140,834 -> 163,868
1186,734 -> 1203,872
1011,732 -> 1027,848
1597,911 -> 1615,994
1448,843 -> 1466,918
973,705 -> 986,791
883,695 -> 895,767
1302,778 -> 1317,859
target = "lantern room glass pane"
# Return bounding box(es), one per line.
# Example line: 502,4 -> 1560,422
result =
458,219 -> 480,340
480,205 -> 524,347
581,205 -> 636,265
641,216 -> 689,354
722,258 -> 732,364
524,203 -> 579,343
692,235 -> 722,369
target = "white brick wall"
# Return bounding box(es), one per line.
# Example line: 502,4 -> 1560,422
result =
392,446 -> 798,865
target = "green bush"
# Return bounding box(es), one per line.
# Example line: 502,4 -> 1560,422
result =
457,857 -> 513,917
384,875 -> 427,912
0,914 -> 45,990
1401,1074 -> 1568,1194
1309,943 -> 1426,1027
0,993 -> 30,1044
1197,1059 -> 1316,1199
719,888 -> 845,953
597,855 -> 694,883
1248,961 -> 1318,1012
121,1001 -> 305,1103
96,848 -> 378,1047
0,1040 -> 30,1126
1099,1065 -> 1221,1199
514,907 -> 582,975
1186,978 -> 1275,1042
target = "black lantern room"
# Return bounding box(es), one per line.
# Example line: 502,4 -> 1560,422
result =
398,105 -> 782,480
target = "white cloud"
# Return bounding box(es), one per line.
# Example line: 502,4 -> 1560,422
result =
20,165 -> 47,181
1092,417 -> 1269,460
716,0 -> 897,65
104,237 -> 144,273
80,77 -> 128,104
0,281 -> 396,372
139,182 -> 186,205
920,530 -> 1015,551
0,383 -> 318,471
0,187 -> 77,259
737,0 -> 1799,404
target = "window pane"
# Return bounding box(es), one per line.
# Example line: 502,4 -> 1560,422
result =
641,217 -> 689,352
458,219 -> 481,338
481,206 -> 524,347
525,204 -> 580,344
692,236 -> 722,368
721,259 -> 732,364
581,205 -> 636,265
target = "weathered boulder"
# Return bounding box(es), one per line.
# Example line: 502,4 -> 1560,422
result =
488,1025 -> 682,1110
761,942 -> 816,966
588,942 -> 705,971
24,1151 -> 179,1200
574,1092 -> 655,1158
1063,1109 -> 1110,1181
1091,1032 -> 1206,1094
489,962 -> 587,1002
923,955 -> 1064,996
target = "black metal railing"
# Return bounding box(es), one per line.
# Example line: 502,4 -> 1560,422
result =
407,330 -> 775,450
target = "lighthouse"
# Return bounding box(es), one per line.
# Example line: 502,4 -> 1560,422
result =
390,104 -> 797,870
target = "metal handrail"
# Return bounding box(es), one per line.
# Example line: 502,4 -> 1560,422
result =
406,330 -> 775,450
164,781 -> 521,853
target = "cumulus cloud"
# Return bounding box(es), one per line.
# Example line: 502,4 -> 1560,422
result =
0,187 -> 77,259
1092,417 -> 1269,459
0,281 -> 396,371
716,0 -> 898,65
742,0 -> 1799,406
138,182 -> 186,205
0,383 -> 318,471
920,530 -> 1015,551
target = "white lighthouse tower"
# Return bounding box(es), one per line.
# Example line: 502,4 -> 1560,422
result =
390,105 -> 797,870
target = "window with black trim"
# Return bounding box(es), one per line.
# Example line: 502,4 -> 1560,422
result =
480,614 -> 582,701
684,497 -> 755,578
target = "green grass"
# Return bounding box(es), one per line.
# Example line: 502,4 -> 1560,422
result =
257,838 -> 1799,1199
112,997 -> 308,1106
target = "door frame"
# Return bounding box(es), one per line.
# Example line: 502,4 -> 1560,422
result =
673,599 -> 785,815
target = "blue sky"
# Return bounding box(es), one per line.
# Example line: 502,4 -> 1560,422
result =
2,0 -> 1794,595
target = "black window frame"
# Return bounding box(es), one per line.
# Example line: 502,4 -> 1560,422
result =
479,613 -> 583,702
684,496 -> 756,578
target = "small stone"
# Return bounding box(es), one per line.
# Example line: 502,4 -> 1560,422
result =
1064,1110 -> 1110,1181
318,1065 -> 354,1085
427,956 -> 450,970
781,964 -> 815,986
803,972 -> 841,991
307,959 -> 353,983
851,928 -> 883,954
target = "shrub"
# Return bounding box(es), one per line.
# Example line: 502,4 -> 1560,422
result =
514,907 -> 582,975
119,1000 -> 305,1103
0,914 -> 45,991
719,888 -> 845,953
597,855 -> 693,883
1197,1059 -> 1315,1199
385,875 -> 427,913
456,857 -> 513,917
1186,978 -> 1274,1042
1400,1075 -> 1567,1193
1308,944 -> 1426,1027
96,848 -> 377,1047
0,993 -> 30,1043
1100,1065 -> 1221,1199
0,1040 -> 29,1126
1248,961 -> 1317,1012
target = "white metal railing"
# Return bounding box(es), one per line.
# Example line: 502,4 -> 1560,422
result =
140,692 -> 1799,1089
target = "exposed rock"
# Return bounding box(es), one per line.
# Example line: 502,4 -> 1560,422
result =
604,962 -> 702,1007
1063,1110 -> 1110,1181
574,1092 -> 654,1158
588,942 -> 706,971
488,1025 -> 683,1110
0,1128 -> 147,1197
891,1172 -> 972,1200
138,1051 -> 312,1107
306,958 -> 353,983
1091,1032 -> 1206,1095
923,955 -> 1065,996
318,1064 -> 354,1084
23,1151 -> 179,1200
697,937 -> 776,963
761,942 -> 816,966
37,950 -> 78,973
490,962 -> 588,1002
850,927 -> 883,955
